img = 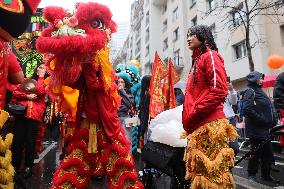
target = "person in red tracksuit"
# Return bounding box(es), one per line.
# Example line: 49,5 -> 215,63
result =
182,25 -> 238,189
11,64 -> 46,178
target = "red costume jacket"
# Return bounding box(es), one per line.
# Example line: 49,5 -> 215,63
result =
11,77 -> 46,122
75,62 -> 121,140
182,49 -> 228,134
0,41 -> 22,109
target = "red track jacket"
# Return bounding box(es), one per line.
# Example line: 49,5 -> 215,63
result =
182,49 -> 228,134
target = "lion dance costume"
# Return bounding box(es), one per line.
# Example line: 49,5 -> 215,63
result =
0,1 -> 40,188
36,3 -> 143,189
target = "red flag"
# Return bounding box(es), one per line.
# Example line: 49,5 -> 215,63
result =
163,58 -> 180,109
149,52 -> 168,118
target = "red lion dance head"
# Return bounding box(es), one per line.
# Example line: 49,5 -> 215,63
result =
36,2 -> 117,88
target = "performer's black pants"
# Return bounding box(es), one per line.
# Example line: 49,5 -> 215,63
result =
248,138 -> 272,177
12,115 -> 39,170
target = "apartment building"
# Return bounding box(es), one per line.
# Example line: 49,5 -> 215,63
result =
113,0 -> 284,89
188,0 -> 284,88
113,0 -> 190,80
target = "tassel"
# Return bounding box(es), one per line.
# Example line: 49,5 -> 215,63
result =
0,110 -> 9,129
88,122 -> 97,153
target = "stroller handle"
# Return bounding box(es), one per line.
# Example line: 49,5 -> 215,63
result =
270,124 -> 284,135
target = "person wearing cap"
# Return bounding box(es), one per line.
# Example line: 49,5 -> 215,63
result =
243,71 -> 279,183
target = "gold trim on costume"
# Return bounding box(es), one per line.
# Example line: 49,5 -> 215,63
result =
0,0 -> 24,13
184,119 -> 238,189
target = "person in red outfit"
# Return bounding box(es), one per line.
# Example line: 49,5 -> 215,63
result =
1,1 -> 41,188
11,64 -> 47,178
182,25 -> 237,189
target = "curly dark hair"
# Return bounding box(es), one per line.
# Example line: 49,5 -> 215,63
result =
187,25 -> 218,83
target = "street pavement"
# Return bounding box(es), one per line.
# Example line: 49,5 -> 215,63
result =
21,142 -> 284,189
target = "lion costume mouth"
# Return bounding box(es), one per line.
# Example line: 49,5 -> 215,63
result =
36,3 -> 116,57
37,32 -> 107,56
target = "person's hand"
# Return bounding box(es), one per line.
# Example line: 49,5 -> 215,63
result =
27,94 -> 37,100
118,85 -> 124,90
38,69 -> 46,78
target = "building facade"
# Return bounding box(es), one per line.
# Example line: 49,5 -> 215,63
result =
113,0 -> 284,89
110,21 -> 130,62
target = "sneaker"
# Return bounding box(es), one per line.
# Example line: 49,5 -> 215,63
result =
42,141 -> 49,145
23,167 -> 32,178
271,164 -> 280,172
51,141 -> 58,145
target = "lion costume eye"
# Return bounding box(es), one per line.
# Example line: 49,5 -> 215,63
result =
91,19 -> 105,30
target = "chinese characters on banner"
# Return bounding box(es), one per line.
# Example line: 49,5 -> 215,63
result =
149,52 -> 168,118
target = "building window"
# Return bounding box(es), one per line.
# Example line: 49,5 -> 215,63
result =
135,40 -> 141,55
135,29 -> 141,41
163,38 -> 168,51
210,24 -> 217,39
192,16 -> 197,26
130,50 -> 133,60
172,7 -> 178,21
164,57 -> 169,64
162,5 -> 167,14
163,19 -> 167,32
130,37 -> 133,47
145,28 -> 149,42
231,4 -> 246,28
280,25 -> 284,45
275,0 -> 284,6
146,45 -> 149,56
173,27 -> 179,42
190,0 -> 196,8
146,11 -> 150,25
174,49 -> 180,65
207,0 -> 215,12
233,40 -> 247,60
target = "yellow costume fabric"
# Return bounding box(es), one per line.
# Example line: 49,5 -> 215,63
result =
183,119 -> 238,189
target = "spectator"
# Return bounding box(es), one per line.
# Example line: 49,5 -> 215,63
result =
174,88 -> 184,106
11,64 -> 47,178
138,75 -> 151,145
243,71 -> 279,183
117,76 -> 135,141
273,72 -> 284,154
223,79 -> 239,155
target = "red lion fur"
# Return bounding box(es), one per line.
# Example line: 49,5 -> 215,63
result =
36,3 -> 117,86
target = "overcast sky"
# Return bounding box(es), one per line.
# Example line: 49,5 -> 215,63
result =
39,0 -> 133,23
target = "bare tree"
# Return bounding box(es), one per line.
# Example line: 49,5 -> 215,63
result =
207,0 -> 284,71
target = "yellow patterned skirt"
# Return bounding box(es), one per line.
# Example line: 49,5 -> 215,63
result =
183,119 -> 238,189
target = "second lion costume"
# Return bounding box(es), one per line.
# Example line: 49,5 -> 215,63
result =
36,3 -> 143,189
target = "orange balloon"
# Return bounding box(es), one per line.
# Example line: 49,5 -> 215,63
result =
267,54 -> 284,69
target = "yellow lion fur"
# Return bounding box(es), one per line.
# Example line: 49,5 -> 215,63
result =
183,119 -> 238,189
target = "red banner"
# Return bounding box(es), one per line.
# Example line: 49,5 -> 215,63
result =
163,58 -> 180,109
149,52 -> 168,118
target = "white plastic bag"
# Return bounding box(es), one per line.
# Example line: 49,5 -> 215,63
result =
148,106 -> 187,147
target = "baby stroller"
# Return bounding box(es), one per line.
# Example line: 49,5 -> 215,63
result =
141,124 -> 284,189
141,141 -> 189,189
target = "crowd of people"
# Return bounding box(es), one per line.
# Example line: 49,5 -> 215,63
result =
0,1 -> 284,189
